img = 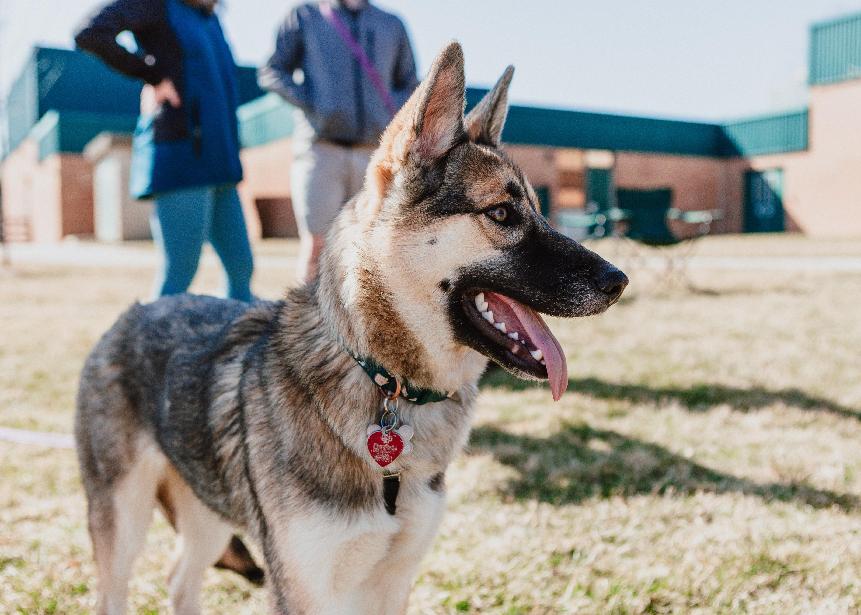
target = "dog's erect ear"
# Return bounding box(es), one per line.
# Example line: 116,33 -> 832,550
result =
465,65 -> 514,147
361,42 -> 466,221
407,41 -> 467,163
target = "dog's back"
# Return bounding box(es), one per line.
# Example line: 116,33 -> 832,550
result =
76,293 -> 277,507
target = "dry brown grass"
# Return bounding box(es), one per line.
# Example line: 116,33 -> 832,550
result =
1,236 -> 861,614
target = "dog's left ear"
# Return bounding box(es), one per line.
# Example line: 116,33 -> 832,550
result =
465,65 -> 514,146
379,41 -> 466,166
361,42 -> 466,221
408,41 -> 467,163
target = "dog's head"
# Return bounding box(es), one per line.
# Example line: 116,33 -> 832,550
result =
334,42 -> 627,400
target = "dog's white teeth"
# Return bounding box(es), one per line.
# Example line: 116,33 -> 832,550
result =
540,359 -> 546,366
474,293 -> 488,312
494,322 -> 507,333
530,349 -> 543,361
508,331 -> 519,340
482,310 -> 494,323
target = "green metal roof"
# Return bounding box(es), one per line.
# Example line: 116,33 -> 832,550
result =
3,46 -> 264,158
32,110 -> 137,161
810,12 -> 861,85
238,93 -> 294,149
465,89 -> 726,157
235,88 -> 808,158
236,89 -> 730,156
721,110 -> 808,156
6,45 -> 820,162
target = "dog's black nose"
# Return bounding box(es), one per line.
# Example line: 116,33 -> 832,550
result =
595,266 -> 629,300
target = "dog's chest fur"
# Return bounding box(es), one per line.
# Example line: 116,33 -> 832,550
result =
131,293 -> 474,555
267,471 -> 447,612
142,294 -> 474,611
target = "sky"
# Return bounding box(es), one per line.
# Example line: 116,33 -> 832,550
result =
3,0 -> 861,121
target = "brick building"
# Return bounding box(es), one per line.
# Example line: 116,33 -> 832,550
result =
2,11 -> 861,242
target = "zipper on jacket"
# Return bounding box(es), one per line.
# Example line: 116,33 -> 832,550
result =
190,100 -> 203,157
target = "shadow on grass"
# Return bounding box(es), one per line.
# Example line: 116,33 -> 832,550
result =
469,423 -> 859,511
480,370 -> 861,422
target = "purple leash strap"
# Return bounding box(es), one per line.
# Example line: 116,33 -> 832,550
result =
320,2 -> 399,117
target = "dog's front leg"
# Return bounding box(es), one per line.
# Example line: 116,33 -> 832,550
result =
361,488 -> 448,615
267,506 -> 401,614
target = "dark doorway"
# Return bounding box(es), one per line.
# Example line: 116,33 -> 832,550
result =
586,167 -> 614,236
586,168 -> 613,211
616,187 -> 676,246
744,169 -> 784,233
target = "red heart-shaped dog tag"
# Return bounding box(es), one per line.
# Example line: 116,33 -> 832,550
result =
367,429 -> 405,467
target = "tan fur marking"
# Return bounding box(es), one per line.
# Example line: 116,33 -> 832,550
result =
355,265 -> 435,385
156,480 -> 176,526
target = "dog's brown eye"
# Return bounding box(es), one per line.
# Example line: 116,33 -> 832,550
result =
486,205 -> 509,224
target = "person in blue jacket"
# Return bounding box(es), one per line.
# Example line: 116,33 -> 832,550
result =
76,0 -> 254,301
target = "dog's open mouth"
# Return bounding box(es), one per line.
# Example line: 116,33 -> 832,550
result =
461,290 -> 568,400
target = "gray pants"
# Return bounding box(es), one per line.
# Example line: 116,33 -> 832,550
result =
291,140 -> 375,236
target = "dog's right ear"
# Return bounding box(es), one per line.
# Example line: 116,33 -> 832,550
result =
465,65 -> 514,147
361,42 -> 466,220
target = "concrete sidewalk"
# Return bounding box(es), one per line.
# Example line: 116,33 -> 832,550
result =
4,241 -> 861,272
641,254 -> 861,272
0,426 -> 74,449
3,241 -> 298,269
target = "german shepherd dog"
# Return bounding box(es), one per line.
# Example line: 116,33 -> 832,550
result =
76,43 -> 628,614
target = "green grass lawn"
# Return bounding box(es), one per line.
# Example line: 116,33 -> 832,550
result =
1,236 -> 861,614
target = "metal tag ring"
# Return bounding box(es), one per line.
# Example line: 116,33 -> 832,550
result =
383,396 -> 399,414
381,396 -> 400,432
380,411 -> 399,432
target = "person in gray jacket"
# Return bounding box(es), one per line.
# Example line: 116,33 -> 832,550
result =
259,0 -> 419,282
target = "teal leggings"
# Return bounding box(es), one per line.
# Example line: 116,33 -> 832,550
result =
151,184 -> 254,301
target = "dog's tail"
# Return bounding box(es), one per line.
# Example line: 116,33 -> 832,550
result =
214,536 -> 265,586
158,486 -> 264,585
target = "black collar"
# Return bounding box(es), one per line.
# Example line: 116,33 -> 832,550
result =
350,353 -> 452,404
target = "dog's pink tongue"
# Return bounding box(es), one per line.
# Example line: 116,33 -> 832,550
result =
488,293 -> 568,401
